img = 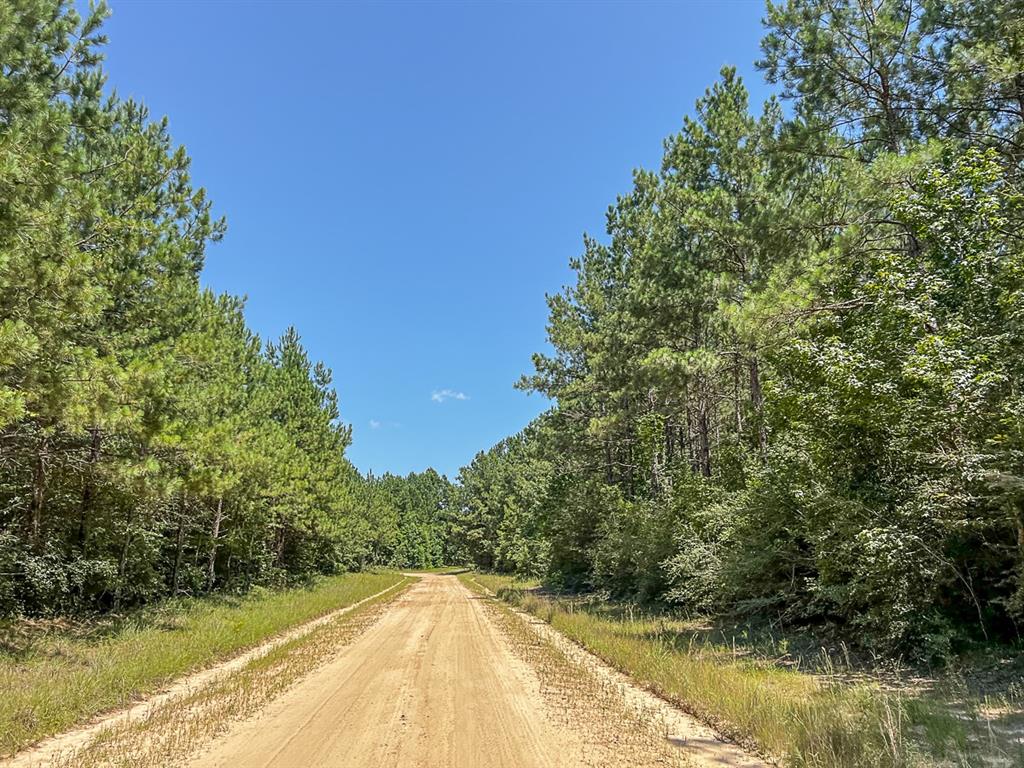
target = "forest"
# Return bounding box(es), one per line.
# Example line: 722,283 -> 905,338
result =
4,0 -> 1024,666
455,0 -> 1024,658
0,0 -> 453,616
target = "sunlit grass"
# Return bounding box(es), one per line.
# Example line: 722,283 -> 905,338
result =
460,573 -> 690,767
467,572 -> 998,768
401,565 -> 472,575
54,579 -> 411,768
0,571 -> 406,756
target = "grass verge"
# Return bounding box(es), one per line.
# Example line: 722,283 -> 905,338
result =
0,571 -> 406,757
468,572 -> 1012,768
459,573 -> 691,768
49,579 -> 411,768
402,565 -> 472,575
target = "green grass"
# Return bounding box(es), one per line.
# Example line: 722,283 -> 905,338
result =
466,572 -> 1005,768
55,579 -> 412,768
0,570 -> 406,756
402,565 -> 472,575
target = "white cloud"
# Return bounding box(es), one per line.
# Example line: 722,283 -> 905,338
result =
369,419 -> 381,429
431,389 -> 469,403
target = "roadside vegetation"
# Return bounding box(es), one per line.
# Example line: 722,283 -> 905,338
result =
47,577 -> 411,768
0,1 -> 456,623
447,4 -> 1024,758
5,1 -> 1024,764
0,571 -> 406,756
459,574 -> 695,768
450,0 -> 1024,668
470,573 -> 1023,768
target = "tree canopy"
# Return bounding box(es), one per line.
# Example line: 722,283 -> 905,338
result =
5,0 -> 1024,661
0,0 -> 454,614
454,0 -> 1024,657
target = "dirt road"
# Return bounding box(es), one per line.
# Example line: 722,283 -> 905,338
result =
191,574 -> 760,768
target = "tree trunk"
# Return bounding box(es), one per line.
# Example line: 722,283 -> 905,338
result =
78,427 -> 102,552
664,419 -> 674,466
274,520 -> 287,568
697,406 -> 711,478
1013,72 -> 1024,128
749,355 -> 767,455
686,411 -> 697,474
683,385 -> 697,474
171,491 -> 187,595
733,360 -> 743,435
114,505 -> 133,610
29,438 -> 48,552
624,442 -> 634,498
206,497 -> 224,591
1017,503 -> 1024,585
878,68 -> 901,153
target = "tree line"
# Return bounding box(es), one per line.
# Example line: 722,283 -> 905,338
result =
455,0 -> 1024,657
6,0 -> 1024,662
0,1 -> 456,616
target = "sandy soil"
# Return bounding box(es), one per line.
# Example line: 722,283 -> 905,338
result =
190,574 -> 763,768
1,578 -> 410,768
466,578 -> 765,768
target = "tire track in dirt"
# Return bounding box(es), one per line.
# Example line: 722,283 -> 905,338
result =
188,574 -> 764,767
1,577 -> 411,768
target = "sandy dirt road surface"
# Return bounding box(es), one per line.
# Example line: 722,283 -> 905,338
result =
191,573 -> 762,768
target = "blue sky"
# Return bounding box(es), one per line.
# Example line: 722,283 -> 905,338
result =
97,1 -> 771,479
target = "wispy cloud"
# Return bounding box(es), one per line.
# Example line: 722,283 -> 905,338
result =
369,419 -> 381,429
431,388 -> 469,403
